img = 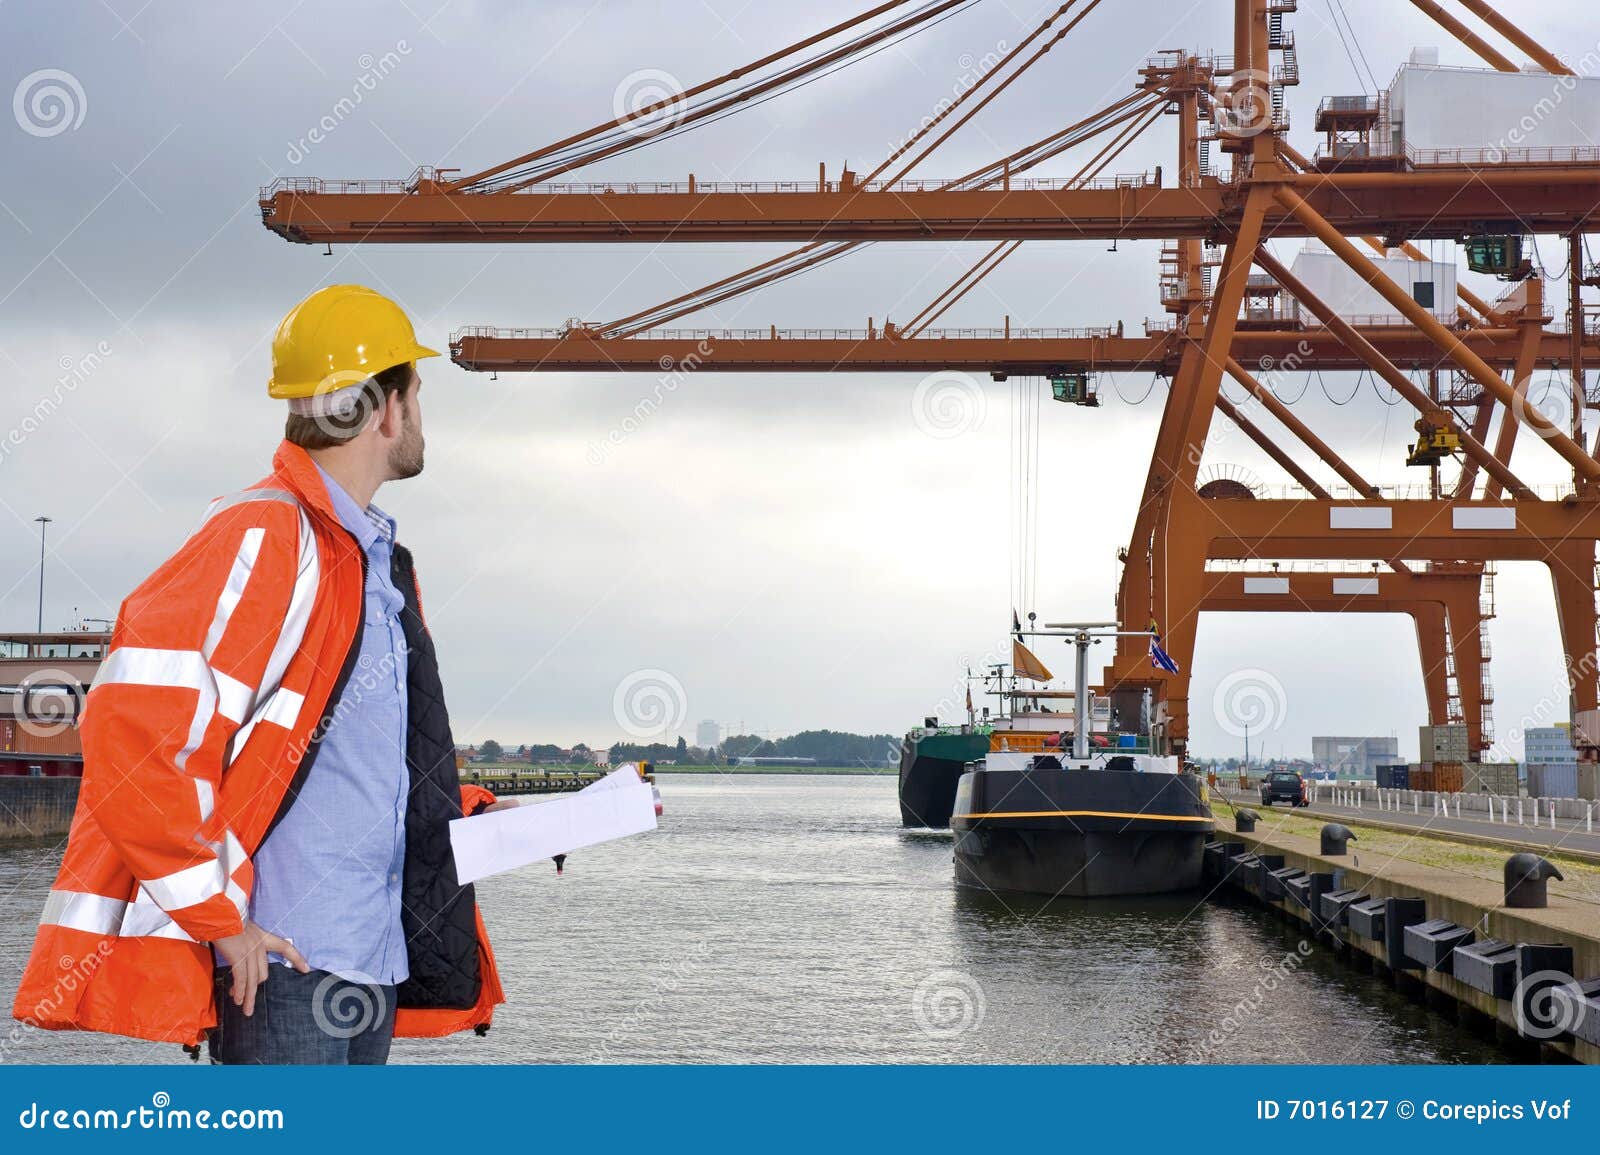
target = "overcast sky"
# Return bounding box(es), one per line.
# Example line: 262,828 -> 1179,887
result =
3,0 -> 1596,759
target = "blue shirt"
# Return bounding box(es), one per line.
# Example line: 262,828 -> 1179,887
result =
247,465 -> 410,985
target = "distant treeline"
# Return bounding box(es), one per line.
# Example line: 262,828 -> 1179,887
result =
609,729 -> 900,766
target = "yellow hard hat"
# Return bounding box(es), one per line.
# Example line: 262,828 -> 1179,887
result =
268,284 -> 438,401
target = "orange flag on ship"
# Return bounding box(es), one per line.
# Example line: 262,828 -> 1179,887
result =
1012,638 -> 1053,682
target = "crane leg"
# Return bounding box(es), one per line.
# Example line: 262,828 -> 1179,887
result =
1550,540 -> 1600,720
1441,580 -> 1489,760
1411,603 -> 1452,728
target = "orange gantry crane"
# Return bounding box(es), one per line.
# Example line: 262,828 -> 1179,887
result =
260,0 -> 1600,764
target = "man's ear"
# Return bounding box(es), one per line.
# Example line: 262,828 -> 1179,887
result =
377,387 -> 405,439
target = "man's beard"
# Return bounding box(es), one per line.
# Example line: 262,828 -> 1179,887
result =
387,413 -> 424,479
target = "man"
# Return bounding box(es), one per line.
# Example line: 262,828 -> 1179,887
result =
12,285 -> 504,1063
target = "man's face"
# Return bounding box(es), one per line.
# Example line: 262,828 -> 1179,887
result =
385,370 -> 424,480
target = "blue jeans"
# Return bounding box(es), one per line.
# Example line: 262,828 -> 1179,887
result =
209,966 -> 396,1065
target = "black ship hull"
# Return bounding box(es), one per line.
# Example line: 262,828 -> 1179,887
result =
897,729 -> 989,828
950,765 -> 1213,897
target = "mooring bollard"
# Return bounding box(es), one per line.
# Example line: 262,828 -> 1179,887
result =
1321,823 -> 1356,856
1235,807 -> 1259,833
1504,853 -> 1563,909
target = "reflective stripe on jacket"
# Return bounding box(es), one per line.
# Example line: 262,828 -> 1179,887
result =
11,442 -> 503,1046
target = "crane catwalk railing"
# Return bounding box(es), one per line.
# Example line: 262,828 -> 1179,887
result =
1205,559 -> 1487,575
1313,141 -> 1600,168
452,318 -> 1521,343
451,324 -> 1124,343
261,172 -> 1159,200
1219,482 -> 1578,502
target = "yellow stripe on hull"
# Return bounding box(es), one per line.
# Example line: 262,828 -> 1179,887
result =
954,809 -> 1213,822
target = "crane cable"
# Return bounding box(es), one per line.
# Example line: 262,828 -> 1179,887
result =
872,0 -> 1106,186
1321,368 -> 1364,405
603,91 -> 1161,335
1109,373 -> 1161,404
900,92 -> 1163,338
457,0 -> 982,192
599,1 -> 1115,336
1011,375 -> 1043,620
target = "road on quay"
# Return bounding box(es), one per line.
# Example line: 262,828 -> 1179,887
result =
1215,788 -> 1600,859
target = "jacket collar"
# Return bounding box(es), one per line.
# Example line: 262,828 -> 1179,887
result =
271,440 -> 343,528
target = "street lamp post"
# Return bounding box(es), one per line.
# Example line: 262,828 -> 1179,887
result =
34,516 -> 52,634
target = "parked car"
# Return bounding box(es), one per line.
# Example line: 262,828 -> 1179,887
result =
1259,771 -> 1308,807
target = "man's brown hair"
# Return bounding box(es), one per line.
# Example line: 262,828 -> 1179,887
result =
284,362 -> 415,450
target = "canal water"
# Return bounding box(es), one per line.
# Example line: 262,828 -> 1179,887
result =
1,774 -> 1505,1064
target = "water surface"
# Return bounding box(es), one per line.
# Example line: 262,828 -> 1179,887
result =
0,774 -> 1505,1064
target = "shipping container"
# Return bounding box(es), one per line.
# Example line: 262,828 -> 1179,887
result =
1581,764 -> 1600,802
1463,762 -> 1518,795
1410,764 -> 1436,793
1376,764 -> 1410,789
1419,724 -> 1469,763
1528,763 -> 1579,799
11,726 -> 82,757
1434,761 -> 1464,794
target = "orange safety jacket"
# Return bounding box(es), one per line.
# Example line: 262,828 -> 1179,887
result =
11,442 -> 504,1047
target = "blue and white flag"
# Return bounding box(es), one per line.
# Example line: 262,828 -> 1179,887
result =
1150,638 -> 1180,674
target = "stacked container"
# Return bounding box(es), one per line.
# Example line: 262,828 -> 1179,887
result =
1419,724 -> 1469,763
1409,764 -> 1436,792
7,726 -> 81,757
1375,764 -> 1410,789
1528,763 -> 1579,799
1433,761 -> 1464,794
1463,762 -> 1518,795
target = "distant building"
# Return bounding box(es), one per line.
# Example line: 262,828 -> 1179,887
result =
1525,724 -> 1576,766
696,719 -> 721,749
1311,736 -> 1400,779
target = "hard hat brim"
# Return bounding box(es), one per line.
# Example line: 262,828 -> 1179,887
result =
268,342 -> 441,399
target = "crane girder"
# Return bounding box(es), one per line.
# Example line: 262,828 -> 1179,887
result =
449,324 -> 1595,375
259,169 -> 1600,246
